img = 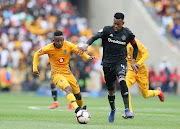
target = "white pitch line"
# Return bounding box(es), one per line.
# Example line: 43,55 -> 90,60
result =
28,106 -> 180,117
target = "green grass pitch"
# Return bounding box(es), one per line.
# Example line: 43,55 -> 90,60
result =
0,92 -> 180,129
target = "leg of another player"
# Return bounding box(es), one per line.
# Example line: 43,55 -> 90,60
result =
126,80 -> 133,113
137,73 -> 164,101
74,93 -> 83,108
118,75 -> 134,118
49,81 -> 59,109
138,80 -> 164,102
108,88 -> 116,123
64,85 -> 81,113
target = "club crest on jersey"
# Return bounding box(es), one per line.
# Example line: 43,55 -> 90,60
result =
121,35 -> 126,40
59,58 -> 64,63
63,49 -> 68,54
129,47 -> 133,51
38,48 -> 42,53
109,34 -> 113,37
60,79 -> 64,83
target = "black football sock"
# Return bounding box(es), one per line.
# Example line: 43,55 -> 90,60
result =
119,80 -> 129,109
51,87 -> 57,101
108,94 -> 115,111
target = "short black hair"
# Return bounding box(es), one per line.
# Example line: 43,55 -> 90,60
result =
54,30 -> 63,36
114,12 -> 124,20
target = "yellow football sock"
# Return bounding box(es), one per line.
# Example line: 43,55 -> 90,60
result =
67,93 -> 78,110
126,81 -> 133,113
128,93 -> 133,113
146,90 -> 161,98
76,98 -> 83,108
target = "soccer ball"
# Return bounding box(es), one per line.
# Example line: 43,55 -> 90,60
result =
76,110 -> 91,124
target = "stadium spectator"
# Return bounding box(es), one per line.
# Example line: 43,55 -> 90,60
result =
149,65 -> 158,90
143,0 -> 180,48
169,67 -> 180,94
156,69 -> 168,92
0,0 -> 99,93
159,56 -> 171,71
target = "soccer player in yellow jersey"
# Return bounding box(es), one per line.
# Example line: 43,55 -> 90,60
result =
122,39 -> 165,118
33,30 -> 96,113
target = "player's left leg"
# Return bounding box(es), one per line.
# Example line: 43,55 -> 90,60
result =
137,72 -> 164,101
52,74 -> 80,113
65,74 -> 85,110
122,71 -> 137,119
116,63 -> 134,119
49,81 -> 59,109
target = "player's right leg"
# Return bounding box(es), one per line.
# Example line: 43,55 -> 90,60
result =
137,72 -> 164,102
49,80 -> 59,109
103,67 -> 116,123
52,74 -> 80,113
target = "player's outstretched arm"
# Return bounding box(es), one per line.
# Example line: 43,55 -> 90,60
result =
78,32 -> 103,55
136,49 -> 149,66
33,47 -> 47,76
33,51 -> 41,77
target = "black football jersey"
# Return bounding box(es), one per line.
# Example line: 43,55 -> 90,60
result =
87,26 -> 135,67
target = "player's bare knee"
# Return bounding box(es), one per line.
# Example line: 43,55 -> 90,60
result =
50,81 -> 56,89
108,89 -> 116,96
74,93 -> 82,100
64,86 -> 72,94
118,75 -> 125,82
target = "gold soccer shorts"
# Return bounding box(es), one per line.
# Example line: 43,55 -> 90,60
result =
51,73 -> 80,94
126,70 -> 149,96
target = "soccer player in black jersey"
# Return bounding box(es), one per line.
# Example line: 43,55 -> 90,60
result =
79,12 -> 138,122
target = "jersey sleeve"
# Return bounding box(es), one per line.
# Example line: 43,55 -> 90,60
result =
136,40 -> 149,65
126,27 -> 135,41
70,42 -> 90,60
33,46 -> 49,71
86,28 -> 104,45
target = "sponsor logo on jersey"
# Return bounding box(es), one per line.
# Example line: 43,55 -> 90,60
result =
127,54 -> 131,59
108,38 -> 126,45
109,34 -> 113,37
59,58 -> 64,63
63,49 -> 68,54
121,35 -> 126,40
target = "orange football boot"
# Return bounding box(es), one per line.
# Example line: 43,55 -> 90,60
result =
68,103 -> 73,110
49,102 -> 59,109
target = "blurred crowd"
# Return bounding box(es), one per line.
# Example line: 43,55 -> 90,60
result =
149,56 -> 180,94
143,0 -> 180,49
0,0 -> 102,93
0,0 -> 179,95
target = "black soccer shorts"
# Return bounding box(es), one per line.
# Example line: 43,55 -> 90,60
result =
103,62 -> 127,90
